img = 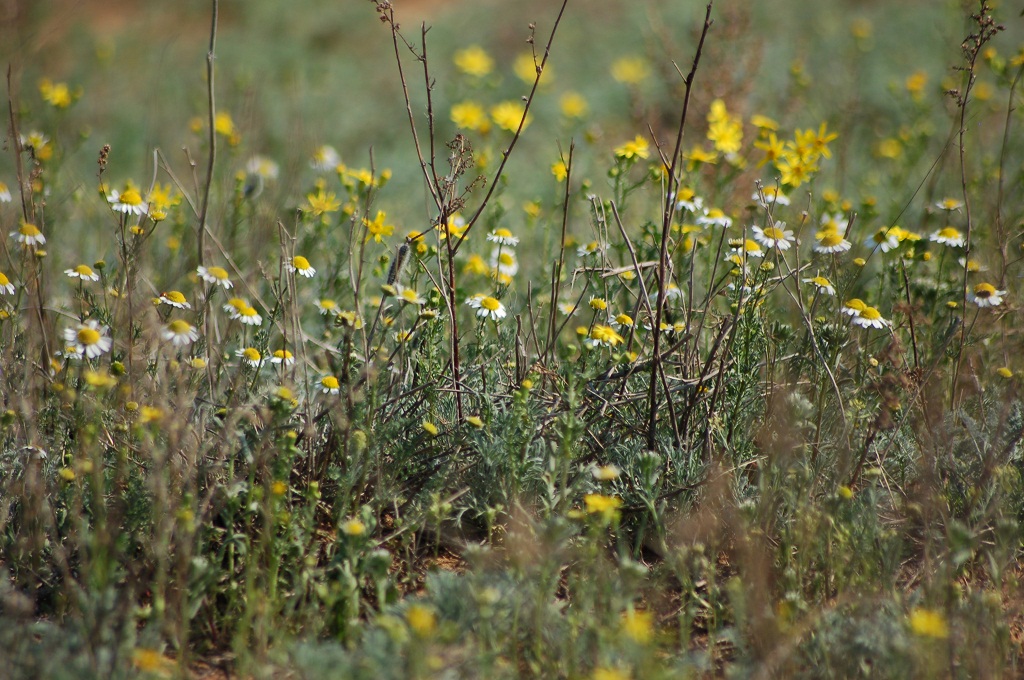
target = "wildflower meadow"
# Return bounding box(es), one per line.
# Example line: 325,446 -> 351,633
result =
2,0 -> 1024,677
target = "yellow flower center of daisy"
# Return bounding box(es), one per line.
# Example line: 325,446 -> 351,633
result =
293,256 -> 311,270
226,297 -> 246,310
120,188 -> 143,205
818,232 -> 843,246
844,298 -> 867,312
860,307 -> 881,320
20,223 -> 41,236
242,348 -> 261,361
937,227 -> 961,239
274,349 -> 292,359
763,227 -> 786,240
75,265 -> 95,277
240,306 -> 258,317
320,299 -> 337,309
615,313 -> 634,326
494,228 -> 513,238
168,320 -> 192,334
401,289 -> 419,303
0,273 -> 10,285
974,283 -> 995,298
77,328 -> 101,345
498,253 -> 515,266
811,276 -> 831,287
321,376 -> 340,390
481,296 -> 501,311
163,291 -> 186,304
207,266 -> 229,280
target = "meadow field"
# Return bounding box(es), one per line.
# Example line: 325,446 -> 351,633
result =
1,0 -> 1023,677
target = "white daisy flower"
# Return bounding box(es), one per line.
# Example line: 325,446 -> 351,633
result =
396,285 -> 426,306
650,282 -> 685,303
753,186 -> 790,207
697,208 -> 732,228
223,297 -> 248,318
158,291 -> 191,309
107,186 -> 148,216
487,228 -> 520,246
320,375 -> 341,395
490,248 -> 519,277
245,155 -> 279,180
236,346 -> 262,367
0,181 -> 11,203
65,264 -> 100,282
850,306 -> 890,329
803,275 -> 836,296
819,212 -> 849,233
576,241 -> 606,258
751,221 -> 795,250
0,271 -> 15,294
236,305 -> 262,326
316,298 -> 339,315
728,238 -> 764,259
311,145 -> 340,172
63,320 -> 112,359
841,298 -> 867,317
271,349 -> 295,366
865,227 -> 900,253
474,295 -> 507,321
197,265 -> 234,289
929,226 -> 965,248
935,197 -> 963,212
287,256 -> 316,278
163,319 -> 200,346
12,221 -> 45,247
968,283 -> 1006,308
813,229 -> 852,254
674,192 -> 704,214
609,312 -> 634,329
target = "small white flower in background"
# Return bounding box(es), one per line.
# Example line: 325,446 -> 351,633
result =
813,229 -> 852,254
65,264 -> 100,282
752,221 -> 795,250
288,255 -> 316,278
197,265 -> 233,289
316,298 -> 339,315
929,226 -> 965,248
223,298 -> 248,319
592,464 -> 621,481
819,212 -> 849,233
107,185 -> 148,216
753,186 -> 790,207
12,221 -> 45,247
850,306 -> 890,329
968,283 -> 1006,308
802,275 -> 836,296
158,290 -> 190,309
475,295 -> 507,321
311,145 -> 340,172
271,349 -> 295,366
63,320 -> 112,359
236,347 -> 262,367
396,285 -> 426,306
236,305 -> 262,326
163,319 -> 200,346
487,228 -> 520,247
576,241 -> 606,258
697,208 -> 732,228
245,155 -> 279,180
320,375 -> 341,395
935,197 -> 963,212
841,298 -> 867,317
0,181 -> 12,203
865,227 -> 900,253
490,248 -> 519,277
